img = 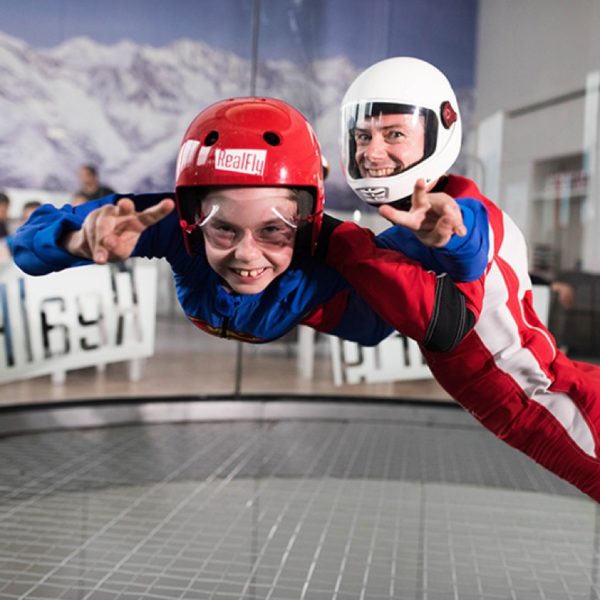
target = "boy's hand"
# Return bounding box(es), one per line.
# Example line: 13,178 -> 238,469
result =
62,197 -> 175,263
378,178 -> 466,247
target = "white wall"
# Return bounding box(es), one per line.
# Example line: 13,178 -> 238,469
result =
474,0 -> 600,272
475,0 -> 600,121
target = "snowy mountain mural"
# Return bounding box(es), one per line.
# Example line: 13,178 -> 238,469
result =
0,32 -> 358,194
0,31 -> 473,208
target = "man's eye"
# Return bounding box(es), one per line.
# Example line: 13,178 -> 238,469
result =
354,132 -> 370,143
386,130 -> 404,141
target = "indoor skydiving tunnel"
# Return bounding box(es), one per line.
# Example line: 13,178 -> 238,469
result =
1,395 -> 599,600
1,235 -> 599,600
4,0 -> 600,597
0,260 -> 599,599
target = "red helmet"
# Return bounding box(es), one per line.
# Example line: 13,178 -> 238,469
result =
175,97 -> 325,256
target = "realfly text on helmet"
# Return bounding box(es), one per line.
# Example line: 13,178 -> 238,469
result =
175,97 -> 325,257
341,57 -> 461,206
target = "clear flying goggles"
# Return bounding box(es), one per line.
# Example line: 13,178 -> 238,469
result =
192,205 -> 300,250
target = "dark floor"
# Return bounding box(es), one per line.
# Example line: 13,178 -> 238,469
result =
0,403 -> 598,600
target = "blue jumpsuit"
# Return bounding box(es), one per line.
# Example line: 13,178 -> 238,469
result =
11,192 -> 489,346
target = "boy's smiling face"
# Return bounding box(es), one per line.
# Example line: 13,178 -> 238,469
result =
200,187 -> 298,294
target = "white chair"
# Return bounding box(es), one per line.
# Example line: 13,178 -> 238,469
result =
329,332 -> 432,386
296,324 -> 316,380
532,283 -> 551,326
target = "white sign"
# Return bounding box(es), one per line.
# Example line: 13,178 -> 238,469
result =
0,261 -> 157,384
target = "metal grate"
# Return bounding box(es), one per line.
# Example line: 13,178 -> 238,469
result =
0,405 -> 598,599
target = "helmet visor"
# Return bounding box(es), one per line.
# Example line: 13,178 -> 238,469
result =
342,102 -> 438,181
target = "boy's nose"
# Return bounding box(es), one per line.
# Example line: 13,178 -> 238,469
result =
233,230 -> 262,261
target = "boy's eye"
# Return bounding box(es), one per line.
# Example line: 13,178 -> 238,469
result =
262,225 -> 282,234
259,226 -> 285,241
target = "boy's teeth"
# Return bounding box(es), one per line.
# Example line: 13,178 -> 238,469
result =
236,268 -> 264,277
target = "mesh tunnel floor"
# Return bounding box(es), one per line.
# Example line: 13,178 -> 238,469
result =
0,404 -> 598,599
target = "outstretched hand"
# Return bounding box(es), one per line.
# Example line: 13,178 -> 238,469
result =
62,197 -> 175,263
378,179 -> 466,247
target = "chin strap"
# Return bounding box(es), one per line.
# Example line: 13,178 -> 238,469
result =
387,196 -> 412,212
314,213 -> 343,260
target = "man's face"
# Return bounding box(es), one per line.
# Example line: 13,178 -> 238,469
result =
354,112 -> 425,178
200,187 -> 297,294
0,203 -> 8,221
79,167 -> 97,191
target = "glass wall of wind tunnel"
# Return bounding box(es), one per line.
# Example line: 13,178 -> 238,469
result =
0,0 -> 479,402
0,0 -> 258,402
472,0 -> 600,362
239,0 -> 478,399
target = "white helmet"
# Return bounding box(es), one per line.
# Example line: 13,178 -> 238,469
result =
341,57 -> 461,205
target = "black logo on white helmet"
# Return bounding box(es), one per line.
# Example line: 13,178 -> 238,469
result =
356,187 -> 389,203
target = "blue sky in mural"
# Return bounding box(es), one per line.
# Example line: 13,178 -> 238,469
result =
1,0 -> 477,88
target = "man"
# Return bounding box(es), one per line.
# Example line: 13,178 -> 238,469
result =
75,164 -> 115,203
329,56 -> 600,502
20,200 -> 42,224
0,192 -> 10,239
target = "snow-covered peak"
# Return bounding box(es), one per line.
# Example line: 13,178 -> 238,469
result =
0,32 -> 473,200
0,32 -> 362,193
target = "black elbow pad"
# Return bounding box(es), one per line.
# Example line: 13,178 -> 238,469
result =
423,274 -> 475,352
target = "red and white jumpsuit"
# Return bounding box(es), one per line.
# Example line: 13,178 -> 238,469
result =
327,174 -> 600,503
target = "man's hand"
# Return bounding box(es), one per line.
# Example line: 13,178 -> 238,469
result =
61,197 -> 175,263
378,178 -> 466,247
551,281 -> 575,309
